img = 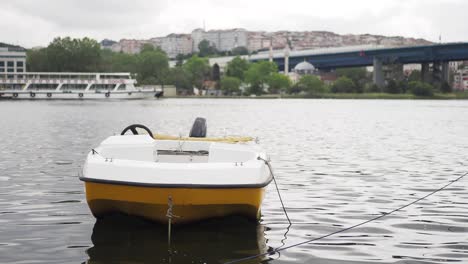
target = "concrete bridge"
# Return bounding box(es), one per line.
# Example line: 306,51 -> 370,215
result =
209,43 -> 468,88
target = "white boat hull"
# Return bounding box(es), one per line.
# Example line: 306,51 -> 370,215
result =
0,90 -> 162,100
80,135 -> 272,224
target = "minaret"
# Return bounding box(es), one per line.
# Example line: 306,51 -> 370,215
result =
284,45 -> 290,75
269,38 -> 273,62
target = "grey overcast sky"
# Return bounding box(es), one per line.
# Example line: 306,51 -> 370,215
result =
0,0 -> 465,48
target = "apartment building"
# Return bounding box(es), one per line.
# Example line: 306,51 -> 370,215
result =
0,44 -> 26,74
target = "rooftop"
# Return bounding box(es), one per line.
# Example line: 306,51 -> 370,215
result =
0,42 -> 26,52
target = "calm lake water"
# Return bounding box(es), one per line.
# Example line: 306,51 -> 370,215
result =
0,99 -> 467,264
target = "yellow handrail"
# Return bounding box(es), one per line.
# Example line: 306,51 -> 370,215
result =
154,134 -> 254,143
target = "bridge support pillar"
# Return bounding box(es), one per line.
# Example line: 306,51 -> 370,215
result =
433,61 -> 442,83
421,63 -> 430,83
284,54 -> 289,75
441,61 -> 450,83
373,57 -> 384,89
431,61 -> 450,84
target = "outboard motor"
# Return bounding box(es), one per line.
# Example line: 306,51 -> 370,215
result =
189,117 -> 207,138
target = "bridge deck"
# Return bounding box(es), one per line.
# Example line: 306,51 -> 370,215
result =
250,43 -> 468,70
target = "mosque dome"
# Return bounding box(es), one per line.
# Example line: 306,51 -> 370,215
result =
294,61 -> 315,73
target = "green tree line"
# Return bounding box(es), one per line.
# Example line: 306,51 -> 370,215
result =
220,58 -> 454,96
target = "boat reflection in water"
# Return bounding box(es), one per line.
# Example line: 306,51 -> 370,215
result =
86,214 -> 268,264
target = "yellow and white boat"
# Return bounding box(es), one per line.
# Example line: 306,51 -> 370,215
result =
80,120 -> 272,224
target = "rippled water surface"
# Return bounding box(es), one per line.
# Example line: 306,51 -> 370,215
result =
1,99 -> 467,264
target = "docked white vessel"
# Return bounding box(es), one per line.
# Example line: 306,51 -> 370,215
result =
0,72 -> 163,99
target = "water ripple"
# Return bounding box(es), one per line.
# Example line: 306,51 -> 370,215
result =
1,99 -> 468,264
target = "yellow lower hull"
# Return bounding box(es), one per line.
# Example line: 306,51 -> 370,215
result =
84,182 -> 266,224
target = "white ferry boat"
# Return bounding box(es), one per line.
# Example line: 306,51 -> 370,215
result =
0,72 -> 163,99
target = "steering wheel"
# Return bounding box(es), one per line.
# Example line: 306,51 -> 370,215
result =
120,124 -> 154,138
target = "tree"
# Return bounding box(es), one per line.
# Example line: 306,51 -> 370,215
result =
175,54 -> 185,67
100,49 -> 138,73
296,75 -> 324,94
408,70 -> 421,82
198,40 -> 218,57
137,47 -> 169,86
288,84 -> 302,94
183,55 -> 211,89
212,63 -> 221,89
31,37 -> 101,72
212,63 -> 220,81
364,83 -> 380,93
226,56 -> 249,81
26,48 -> 48,72
385,79 -> 402,94
408,81 -> 434,96
27,37 -> 142,73
267,73 -> 291,94
166,67 -> 192,93
231,46 -> 249,56
140,43 -> 156,53
220,76 -> 241,95
440,81 -> 452,93
398,80 -> 409,93
244,61 -> 278,95
331,76 -> 356,93
336,67 -> 369,89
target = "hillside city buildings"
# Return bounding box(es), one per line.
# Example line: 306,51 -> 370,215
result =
102,29 -> 432,59
100,29 -> 468,91
104,29 -> 250,58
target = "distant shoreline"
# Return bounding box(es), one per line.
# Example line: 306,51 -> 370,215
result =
3,92 -> 468,100
167,93 -> 468,100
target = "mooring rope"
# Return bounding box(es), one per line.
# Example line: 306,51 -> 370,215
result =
224,170 -> 468,264
258,156 -> 291,225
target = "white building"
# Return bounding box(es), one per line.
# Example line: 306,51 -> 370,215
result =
247,32 -> 272,52
113,39 -> 143,54
0,44 -> 26,74
191,28 -> 248,52
151,34 -> 193,58
191,29 -> 204,52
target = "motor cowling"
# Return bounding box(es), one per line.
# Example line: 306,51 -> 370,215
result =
189,117 -> 207,138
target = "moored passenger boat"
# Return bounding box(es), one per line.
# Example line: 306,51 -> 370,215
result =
0,72 -> 163,99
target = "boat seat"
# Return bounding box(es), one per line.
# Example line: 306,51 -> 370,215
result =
99,135 -> 156,162
208,143 -> 256,163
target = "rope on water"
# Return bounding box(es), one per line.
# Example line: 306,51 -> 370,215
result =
225,170 -> 468,264
258,156 -> 291,225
